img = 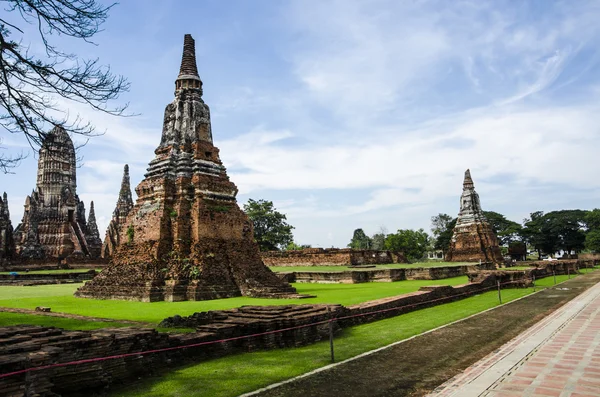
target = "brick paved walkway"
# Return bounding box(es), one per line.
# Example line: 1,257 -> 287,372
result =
429,280 -> 600,397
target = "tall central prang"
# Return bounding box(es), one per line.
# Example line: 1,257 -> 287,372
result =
76,34 -> 297,301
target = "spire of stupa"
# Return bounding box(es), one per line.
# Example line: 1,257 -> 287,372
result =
175,34 -> 202,92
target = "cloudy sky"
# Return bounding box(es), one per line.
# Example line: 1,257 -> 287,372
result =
2,0 -> 600,248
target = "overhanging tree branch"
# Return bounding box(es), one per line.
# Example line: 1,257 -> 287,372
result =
0,0 -> 130,172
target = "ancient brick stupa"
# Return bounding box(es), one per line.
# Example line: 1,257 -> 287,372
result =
0,193 -> 15,260
101,165 -> 134,258
13,126 -> 101,260
445,169 -> 503,263
76,34 -> 297,301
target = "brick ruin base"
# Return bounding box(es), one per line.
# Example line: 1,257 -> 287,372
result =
1,261 -> 583,396
0,270 -> 97,286
0,258 -> 108,273
277,262 -> 497,284
261,248 -> 408,267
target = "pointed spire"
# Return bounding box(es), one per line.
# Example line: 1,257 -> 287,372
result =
178,34 -> 199,78
175,34 -> 202,91
118,164 -> 133,207
463,169 -> 474,190
89,201 -> 97,223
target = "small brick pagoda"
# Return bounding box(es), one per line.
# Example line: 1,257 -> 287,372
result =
12,126 -> 101,260
445,169 -> 503,263
0,193 -> 15,260
76,34 -> 297,302
101,164 -> 134,258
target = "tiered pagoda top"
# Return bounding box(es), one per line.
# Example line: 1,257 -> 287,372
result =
36,125 -> 77,207
455,169 -> 486,227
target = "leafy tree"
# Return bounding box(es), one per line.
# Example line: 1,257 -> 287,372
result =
370,226 -> 387,250
433,217 -> 457,256
285,242 -> 311,251
430,213 -> 456,256
0,0 -> 130,172
243,199 -> 294,251
522,210 -> 588,258
585,229 -> 600,253
585,209 -> 600,252
348,228 -> 372,249
482,211 -> 523,245
431,213 -> 454,238
384,229 -> 429,262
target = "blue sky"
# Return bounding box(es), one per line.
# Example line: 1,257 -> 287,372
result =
2,0 -> 600,248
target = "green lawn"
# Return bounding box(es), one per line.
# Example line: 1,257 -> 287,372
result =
0,268 -> 100,275
0,276 -> 469,324
112,287 -> 535,397
0,312 -> 133,330
270,261 -> 473,273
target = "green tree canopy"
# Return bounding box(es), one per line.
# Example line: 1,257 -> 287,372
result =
584,209 -> 600,252
348,228 -> 372,249
430,213 -> 456,255
243,199 -> 294,251
384,229 -> 430,261
522,210 -> 588,258
482,211 -> 523,245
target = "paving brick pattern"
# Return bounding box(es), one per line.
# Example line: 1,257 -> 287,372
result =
430,281 -> 600,397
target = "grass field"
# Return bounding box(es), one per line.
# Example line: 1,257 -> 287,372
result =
111,286 -> 547,397
0,272 -> 584,396
0,268 -> 99,275
269,261 -> 472,273
0,276 -> 470,325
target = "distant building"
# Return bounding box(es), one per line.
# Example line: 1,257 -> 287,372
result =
13,126 -> 101,259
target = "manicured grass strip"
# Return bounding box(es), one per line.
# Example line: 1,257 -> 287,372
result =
0,277 -> 469,324
112,287 -> 535,397
0,269 -> 100,275
0,312 -> 132,331
269,262 -> 472,273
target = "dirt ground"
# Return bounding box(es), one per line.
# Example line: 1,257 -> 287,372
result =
256,271 -> 600,397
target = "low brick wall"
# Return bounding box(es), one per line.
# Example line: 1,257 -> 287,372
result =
278,263 -> 496,284
0,258 -> 107,272
0,270 -> 97,286
261,248 -> 407,267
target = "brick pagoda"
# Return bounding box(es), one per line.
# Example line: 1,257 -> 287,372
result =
445,169 -> 503,263
101,164 -> 134,258
13,126 -> 101,260
76,34 -> 297,301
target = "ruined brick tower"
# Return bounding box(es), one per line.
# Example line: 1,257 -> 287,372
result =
445,169 -> 503,263
85,201 -> 102,259
13,126 -> 100,259
0,193 -> 15,260
101,164 -> 134,258
76,34 -> 296,301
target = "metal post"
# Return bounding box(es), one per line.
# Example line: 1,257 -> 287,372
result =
327,306 -> 334,363
553,270 -> 556,285
497,280 -> 502,304
568,266 -> 570,279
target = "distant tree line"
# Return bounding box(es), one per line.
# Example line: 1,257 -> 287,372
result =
431,209 -> 600,259
244,198 -> 600,260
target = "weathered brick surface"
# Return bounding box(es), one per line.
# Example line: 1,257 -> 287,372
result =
75,35 -> 296,302
262,248 -> 407,266
446,170 -> 503,263
278,263 -> 496,284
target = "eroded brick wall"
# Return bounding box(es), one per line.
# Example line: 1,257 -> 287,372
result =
261,248 -> 407,267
